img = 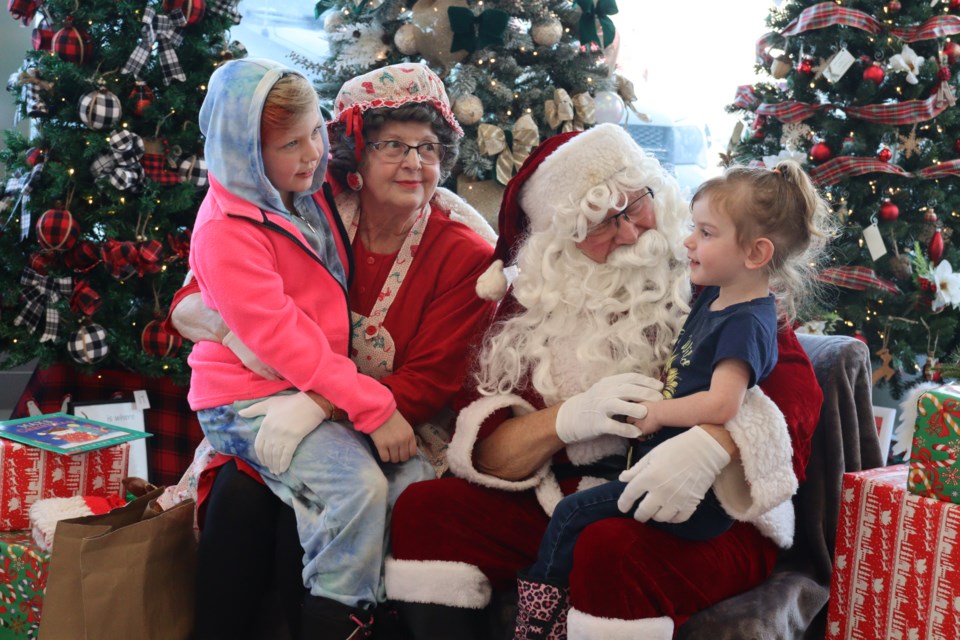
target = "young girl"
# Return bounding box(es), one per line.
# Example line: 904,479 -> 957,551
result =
513,160 -> 833,640
187,58 -> 434,639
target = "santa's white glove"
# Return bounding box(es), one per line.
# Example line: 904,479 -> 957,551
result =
555,372 -> 662,444
222,330 -> 283,381
616,426 -> 731,524
240,392 -> 327,475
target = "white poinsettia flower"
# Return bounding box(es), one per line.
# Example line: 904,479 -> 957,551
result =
889,45 -> 924,85
931,260 -> 960,312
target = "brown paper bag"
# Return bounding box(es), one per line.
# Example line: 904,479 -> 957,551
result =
38,487 -> 197,640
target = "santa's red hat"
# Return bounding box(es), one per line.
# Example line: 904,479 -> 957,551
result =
476,123 -> 647,300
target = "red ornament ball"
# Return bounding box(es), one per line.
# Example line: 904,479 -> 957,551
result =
162,0 -> 205,25
952,0 -> 960,11
141,319 -> 183,358
25,147 -> 44,167
52,19 -> 93,65
36,205 -> 80,252
853,331 -> 868,344
925,210 -> 938,223
946,42 -> 960,66
64,240 -> 101,272
877,147 -> 893,163
798,58 -> 814,74
879,199 -> 900,221
863,63 -> 885,85
128,83 -> 155,118
809,142 -> 832,163
887,0 -> 901,11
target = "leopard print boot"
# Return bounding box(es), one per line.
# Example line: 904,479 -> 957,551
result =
514,574 -> 570,640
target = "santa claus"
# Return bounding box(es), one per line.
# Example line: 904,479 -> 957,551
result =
386,124 -> 822,639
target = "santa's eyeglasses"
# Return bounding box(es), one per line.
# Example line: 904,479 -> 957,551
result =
585,188 -> 655,237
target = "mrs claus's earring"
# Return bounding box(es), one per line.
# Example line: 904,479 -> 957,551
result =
346,172 -> 363,191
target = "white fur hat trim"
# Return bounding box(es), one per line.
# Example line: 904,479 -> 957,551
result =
519,123 -> 643,232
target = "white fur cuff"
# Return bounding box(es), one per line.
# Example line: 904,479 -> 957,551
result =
384,556 -> 491,608
713,387 -> 797,522
567,609 -> 673,640
448,394 -> 548,492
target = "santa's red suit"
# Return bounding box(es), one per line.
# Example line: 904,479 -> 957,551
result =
386,125 -> 823,639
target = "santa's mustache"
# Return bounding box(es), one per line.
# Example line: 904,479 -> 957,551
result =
606,228 -> 675,269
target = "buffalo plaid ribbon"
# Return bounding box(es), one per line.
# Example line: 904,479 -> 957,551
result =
818,266 -> 900,295
890,15 -> 960,42
732,85 -> 759,110
121,7 -> 187,85
207,0 -> 241,24
13,267 -> 73,342
142,153 -> 180,185
755,3 -> 881,66
7,63 -> 49,122
69,279 -> 102,316
90,130 -> 145,192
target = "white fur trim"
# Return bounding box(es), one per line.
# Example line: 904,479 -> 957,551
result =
29,496 -> 96,550
384,556 -> 491,608
577,476 -> 609,493
520,124 -> 644,232
435,187 -> 497,247
448,394 -> 549,491
751,499 -> 796,549
535,470 -> 565,517
566,434 -> 628,465
892,381 -> 939,458
476,259 -> 508,301
567,609 -> 673,640
713,387 -> 797,520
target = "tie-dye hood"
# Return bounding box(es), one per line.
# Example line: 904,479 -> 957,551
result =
199,58 -> 328,214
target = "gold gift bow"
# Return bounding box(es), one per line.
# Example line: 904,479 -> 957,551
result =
477,114 -> 541,185
544,89 -> 596,132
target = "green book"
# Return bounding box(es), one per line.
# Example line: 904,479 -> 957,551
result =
0,412 -> 151,455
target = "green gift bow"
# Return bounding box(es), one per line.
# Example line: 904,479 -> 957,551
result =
448,6 -> 510,53
576,0 -> 618,48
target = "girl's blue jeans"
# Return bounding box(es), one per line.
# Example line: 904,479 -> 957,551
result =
526,480 -> 734,585
198,397 -> 434,610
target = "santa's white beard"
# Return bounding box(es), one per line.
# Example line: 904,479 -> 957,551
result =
477,229 -> 690,405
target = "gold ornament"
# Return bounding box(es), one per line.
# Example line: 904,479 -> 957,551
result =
770,54 -> 792,79
410,0 -> 469,76
453,94 -> 483,126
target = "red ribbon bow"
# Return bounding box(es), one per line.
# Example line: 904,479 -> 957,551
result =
344,105 -> 365,165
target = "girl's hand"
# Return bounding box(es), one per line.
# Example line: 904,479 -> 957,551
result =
370,411 -> 417,463
626,402 -> 663,437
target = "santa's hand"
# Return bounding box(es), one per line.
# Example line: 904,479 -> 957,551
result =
616,426 -> 731,524
222,330 -> 283,381
555,372 -> 663,444
241,392 -> 327,475
369,410 -> 417,464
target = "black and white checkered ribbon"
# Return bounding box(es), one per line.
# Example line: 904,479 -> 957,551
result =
6,63 -> 49,124
90,130 -> 145,192
121,7 -> 187,85
14,267 -> 73,343
207,0 -> 242,24
2,161 -> 45,238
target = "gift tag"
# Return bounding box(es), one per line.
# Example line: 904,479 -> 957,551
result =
863,222 -> 887,260
133,389 -> 151,410
822,48 -> 855,83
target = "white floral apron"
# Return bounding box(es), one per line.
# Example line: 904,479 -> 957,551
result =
339,195 -> 452,477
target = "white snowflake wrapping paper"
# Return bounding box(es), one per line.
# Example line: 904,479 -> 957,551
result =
826,465 -> 960,640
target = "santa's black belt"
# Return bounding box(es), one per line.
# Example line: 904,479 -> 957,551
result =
552,455 -> 628,482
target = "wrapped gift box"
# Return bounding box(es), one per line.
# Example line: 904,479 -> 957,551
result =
0,440 -> 128,531
826,465 -> 960,640
0,531 -> 49,639
909,384 -> 960,503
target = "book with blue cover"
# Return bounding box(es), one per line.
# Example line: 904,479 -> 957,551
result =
0,412 -> 151,455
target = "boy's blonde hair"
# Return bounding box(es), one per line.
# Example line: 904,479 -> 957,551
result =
261,72 -> 318,131
691,160 -> 836,320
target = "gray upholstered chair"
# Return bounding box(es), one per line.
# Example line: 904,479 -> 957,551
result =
677,333 -> 885,640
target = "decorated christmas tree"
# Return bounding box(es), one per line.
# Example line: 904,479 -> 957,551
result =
293,0 -> 633,215
727,0 -> 960,395
1,0 -> 243,383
